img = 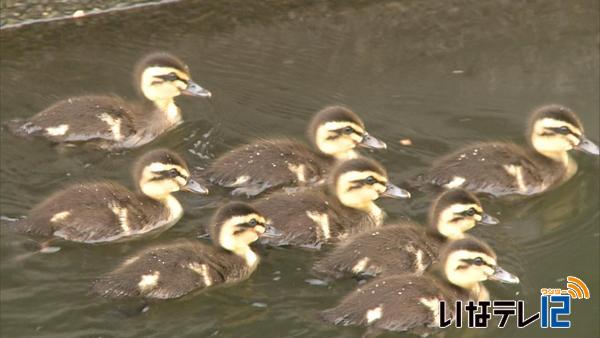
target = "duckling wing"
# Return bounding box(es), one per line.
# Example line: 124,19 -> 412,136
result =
10,96 -> 137,147
421,142 -> 544,196
16,182 -> 162,243
313,224 -> 438,278
253,189 -> 339,248
92,240 -> 229,299
204,139 -> 329,197
321,275 -> 451,332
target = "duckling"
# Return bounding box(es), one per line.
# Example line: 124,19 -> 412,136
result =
204,106 -> 387,196
92,202 -> 277,299
253,157 -> 410,249
320,237 -> 519,334
6,53 -> 211,150
10,149 -> 207,245
313,189 -> 498,279
419,105 -> 599,196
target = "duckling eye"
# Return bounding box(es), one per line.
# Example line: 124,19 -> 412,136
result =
473,257 -> 484,266
166,168 -> 180,177
248,219 -> 258,226
343,127 -> 354,135
365,176 -> 376,184
465,208 -> 476,216
558,126 -> 570,135
163,72 -> 179,81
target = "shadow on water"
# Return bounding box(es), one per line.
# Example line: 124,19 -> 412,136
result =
0,0 -> 598,337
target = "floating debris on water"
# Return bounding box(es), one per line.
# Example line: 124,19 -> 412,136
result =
72,10 -> 85,18
252,302 -> 268,308
305,278 -> 328,286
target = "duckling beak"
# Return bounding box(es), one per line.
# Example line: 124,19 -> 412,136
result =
182,179 -> 209,194
575,136 -> 599,155
359,133 -> 387,150
382,182 -> 411,199
489,266 -> 520,284
260,224 -> 282,238
480,213 -> 500,225
182,80 -> 212,98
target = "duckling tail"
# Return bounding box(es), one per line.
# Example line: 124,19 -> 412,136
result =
404,173 -> 446,196
1,216 -> 55,238
1,215 -> 25,231
2,118 -> 42,138
91,277 -> 132,299
1,216 -> 33,235
320,307 -> 353,326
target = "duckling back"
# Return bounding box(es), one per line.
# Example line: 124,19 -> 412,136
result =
7,95 -> 141,148
12,181 -> 167,243
313,224 -> 441,279
92,239 -> 245,299
204,139 -> 329,197
420,142 -> 564,196
253,188 -> 378,248
320,274 -> 462,333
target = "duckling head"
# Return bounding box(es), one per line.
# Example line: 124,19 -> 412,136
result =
308,106 -> 387,159
330,157 -> 410,212
430,189 -> 499,240
210,202 -> 277,265
442,237 -> 519,296
136,52 -> 211,103
528,105 -> 599,161
135,148 -> 208,200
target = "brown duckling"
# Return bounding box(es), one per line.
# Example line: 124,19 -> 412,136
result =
313,189 -> 498,279
321,237 -> 519,334
92,202 -> 278,299
203,106 -> 387,196
6,53 -> 211,150
420,105 -> 599,196
10,149 -> 207,247
253,157 -> 410,249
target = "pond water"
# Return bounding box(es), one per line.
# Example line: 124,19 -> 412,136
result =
0,0 -> 598,337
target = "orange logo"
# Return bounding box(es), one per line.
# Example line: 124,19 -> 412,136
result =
564,276 -> 590,300
540,276 -> 590,300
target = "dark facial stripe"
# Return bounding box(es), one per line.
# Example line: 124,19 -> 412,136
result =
234,219 -> 265,234
149,169 -> 186,181
334,126 -> 361,136
326,126 -> 362,140
457,208 -> 481,217
154,72 -> 188,84
237,219 -> 265,229
348,177 -> 385,190
544,127 -> 578,137
460,258 -> 493,268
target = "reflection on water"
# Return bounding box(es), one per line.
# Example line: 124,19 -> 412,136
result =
0,0 -> 598,337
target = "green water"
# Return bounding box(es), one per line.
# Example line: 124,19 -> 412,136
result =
0,1 -> 598,337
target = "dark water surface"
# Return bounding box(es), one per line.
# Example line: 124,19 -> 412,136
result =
1,1 -> 598,337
